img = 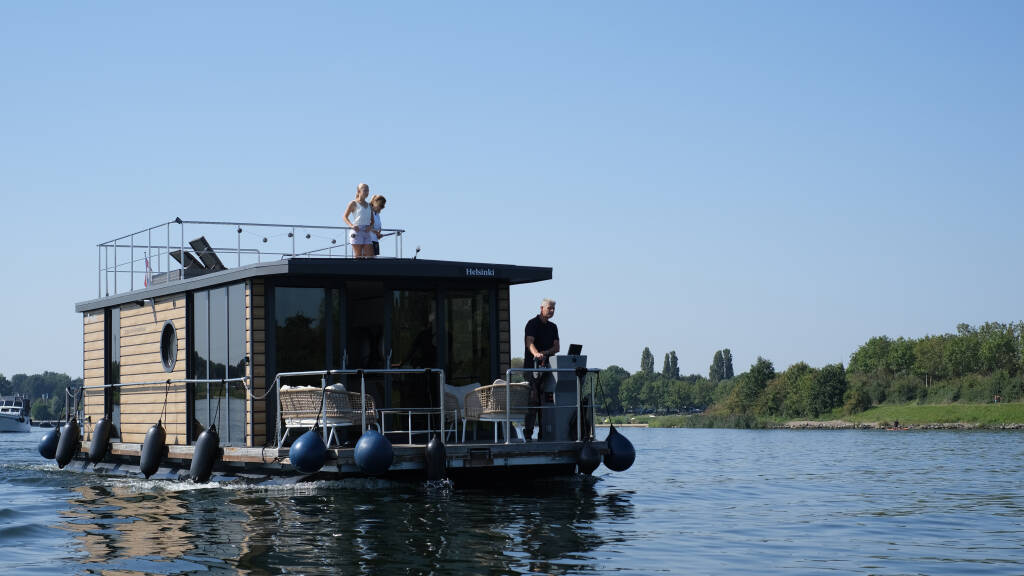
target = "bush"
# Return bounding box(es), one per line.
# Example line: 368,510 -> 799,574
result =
843,385 -> 872,415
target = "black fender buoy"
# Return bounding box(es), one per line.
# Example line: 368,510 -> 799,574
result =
55,420 -> 81,469
38,426 -> 61,460
89,417 -> 112,463
577,439 -> 601,475
290,428 -> 327,475
602,424 -> 636,472
353,429 -> 393,475
189,425 -> 221,483
425,433 -> 446,481
139,421 -> 166,479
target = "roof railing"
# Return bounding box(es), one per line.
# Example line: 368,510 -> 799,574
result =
96,218 -> 406,298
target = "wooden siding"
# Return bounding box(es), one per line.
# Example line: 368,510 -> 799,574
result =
82,311 -> 105,438
115,297 -> 188,444
498,284 -> 510,375
248,279 -> 267,446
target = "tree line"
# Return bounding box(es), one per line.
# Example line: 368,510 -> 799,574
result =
10,320 -> 1023,424
0,372 -> 79,421
578,320 -> 1024,419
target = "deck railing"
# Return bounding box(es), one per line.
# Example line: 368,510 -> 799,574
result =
273,368 -> 448,448
504,366 -> 599,443
96,218 -> 406,297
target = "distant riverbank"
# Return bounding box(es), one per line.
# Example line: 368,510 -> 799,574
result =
625,402 -> 1024,430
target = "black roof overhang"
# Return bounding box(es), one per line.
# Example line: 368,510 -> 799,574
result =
75,258 -> 552,312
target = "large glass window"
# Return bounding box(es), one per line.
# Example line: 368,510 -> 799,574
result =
446,290 -> 491,386
192,284 -> 246,445
390,290 -> 437,412
274,287 -> 327,388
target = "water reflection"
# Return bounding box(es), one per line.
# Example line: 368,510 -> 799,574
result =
53,476 -> 634,575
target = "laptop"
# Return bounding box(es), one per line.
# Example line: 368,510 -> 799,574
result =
567,344 -> 583,356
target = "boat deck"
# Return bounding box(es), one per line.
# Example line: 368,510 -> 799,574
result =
66,439 -> 606,483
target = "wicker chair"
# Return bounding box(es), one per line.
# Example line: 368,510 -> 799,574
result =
462,380 -> 530,442
278,385 -> 379,447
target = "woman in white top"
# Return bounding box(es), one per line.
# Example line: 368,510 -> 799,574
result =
344,183 -> 374,258
370,194 -> 386,258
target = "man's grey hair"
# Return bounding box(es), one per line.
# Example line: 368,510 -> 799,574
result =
541,298 -> 556,308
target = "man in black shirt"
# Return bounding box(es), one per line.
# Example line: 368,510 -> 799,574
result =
523,298 -> 559,441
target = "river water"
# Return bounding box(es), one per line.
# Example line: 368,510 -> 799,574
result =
2,427 -> 1022,575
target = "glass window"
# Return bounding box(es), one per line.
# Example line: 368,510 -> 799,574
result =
108,307 -> 121,438
193,291 -> 210,435
227,283 -> 247,442
446,290 -> 491,386
274,287 -> 326,388
192,284 -> 247,445
390,290 -> 437,412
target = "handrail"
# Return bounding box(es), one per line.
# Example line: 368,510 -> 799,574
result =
504,366 -> 600,445
96,218 -> 408,297
274,368 -> 447,448
79,376 -> 249,390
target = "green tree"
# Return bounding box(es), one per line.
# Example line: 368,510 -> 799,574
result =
913,335 -> 948,385
726,356 -> 775,414
662,351 -> 680,380
597,365 -> 629,414
887,338 -> 915,376
640,347 -> 655,376
978,322 -> 1018,375
722,349 -> 734,379
809,363 -> 847,416
946,324 -> 981,377
848,336 -> 892,376
709,350 -> 724,383
620,374 -> 644,412
0,373 -> 9,396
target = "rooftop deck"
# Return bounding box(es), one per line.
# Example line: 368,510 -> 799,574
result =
95,218 -> 408,298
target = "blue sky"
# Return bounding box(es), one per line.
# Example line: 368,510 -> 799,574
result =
1,2 -> 1022,379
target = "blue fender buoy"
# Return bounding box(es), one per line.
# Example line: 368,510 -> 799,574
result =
602,424 -> 635,472
189,425 -> 221,483
353,429 -> 393,475
38,426 -> 61,460
55,420 -> 81,469
139,421 -> 166,479
425,433 -> 446,481
89,417 -> 112,463
577,439 -> 601,475
290,428 -> 328,475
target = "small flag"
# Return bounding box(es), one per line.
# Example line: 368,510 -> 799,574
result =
144,253 -> 153,287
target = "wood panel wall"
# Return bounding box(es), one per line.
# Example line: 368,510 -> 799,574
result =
248,279 -> 267,446
117,296 -> 188,444
498,283 -> 510,376
82,311 -> 105,435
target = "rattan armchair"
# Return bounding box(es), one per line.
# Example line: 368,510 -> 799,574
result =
461,380 -> 530,442
278,385 -> 379,447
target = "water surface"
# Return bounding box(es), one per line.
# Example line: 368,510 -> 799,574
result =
2,427 -> 1022,574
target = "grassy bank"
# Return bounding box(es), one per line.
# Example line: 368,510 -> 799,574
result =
842,402 -> 1024,427
602,402 -> 1024,429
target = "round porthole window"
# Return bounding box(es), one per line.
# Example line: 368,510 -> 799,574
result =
160,321 -> 177,372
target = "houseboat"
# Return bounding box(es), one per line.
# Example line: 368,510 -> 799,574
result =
0,395 -> 31,433
39,218 -> 634,484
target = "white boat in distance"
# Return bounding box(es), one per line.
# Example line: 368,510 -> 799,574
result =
0,396 -> 31,433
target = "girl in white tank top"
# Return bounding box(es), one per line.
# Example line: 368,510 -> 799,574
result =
344,183 -> 374,257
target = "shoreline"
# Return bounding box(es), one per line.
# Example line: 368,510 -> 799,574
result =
778,420 -> 1024,430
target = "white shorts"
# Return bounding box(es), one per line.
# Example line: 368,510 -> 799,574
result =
350,228 -> 375,245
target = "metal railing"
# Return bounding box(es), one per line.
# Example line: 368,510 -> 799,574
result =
273,368 -> 447,448
504,366 -> 598,444
97,218 -> 407,297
